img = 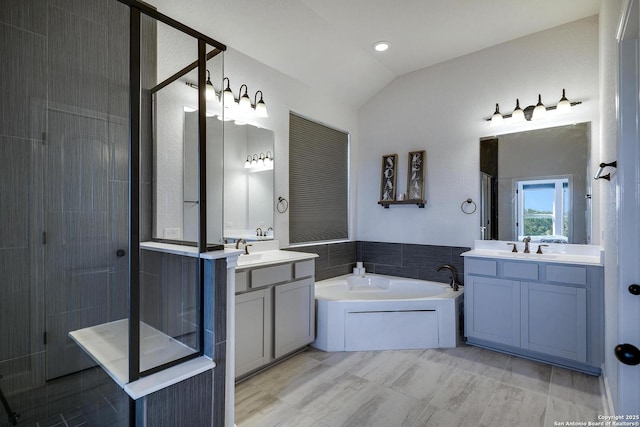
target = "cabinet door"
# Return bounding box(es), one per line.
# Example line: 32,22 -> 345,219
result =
274,278 -> 314,358
465,276 -> 520,346
235,288 -> 272,377
521,282 -> 587,362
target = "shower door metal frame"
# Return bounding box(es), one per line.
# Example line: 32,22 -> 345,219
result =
118,0 -> 226,383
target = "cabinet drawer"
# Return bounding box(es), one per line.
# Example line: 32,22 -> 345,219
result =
294,260 -> 314,279
503,262 -> 538,280
546,265 -> 587,285
466,258 -> 497,276
251,264 -> 292,288
236,271 -> 249,293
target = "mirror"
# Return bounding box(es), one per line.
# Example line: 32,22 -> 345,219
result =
221,121 -> 274,242
156,110 -> 274,244
480,123 -> 591,244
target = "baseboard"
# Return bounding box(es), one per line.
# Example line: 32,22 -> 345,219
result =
600,364 -> 616,415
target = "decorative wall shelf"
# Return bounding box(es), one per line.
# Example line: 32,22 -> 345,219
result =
378,200 -> 426,209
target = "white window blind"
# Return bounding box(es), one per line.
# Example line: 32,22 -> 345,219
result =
289,113 -> 349,244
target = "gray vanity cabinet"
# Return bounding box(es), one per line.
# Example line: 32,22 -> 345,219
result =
464,257 -> 602,375
465,275 -> 521,347
274,277 -> 315,358
235,259 -> 315,378
235,288 -> 272,377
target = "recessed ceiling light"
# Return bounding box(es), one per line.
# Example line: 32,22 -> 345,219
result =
373,41 -> 390,52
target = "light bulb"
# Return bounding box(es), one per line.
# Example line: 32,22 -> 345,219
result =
490,103 -> 503,127
532,94 -> 546,120
511,99 -> 525,123
556,89 -> 572,115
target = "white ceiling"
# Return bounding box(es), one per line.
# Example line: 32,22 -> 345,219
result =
153,0 -> 601,108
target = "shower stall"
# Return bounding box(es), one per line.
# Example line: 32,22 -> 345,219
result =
0,1 -> 232,425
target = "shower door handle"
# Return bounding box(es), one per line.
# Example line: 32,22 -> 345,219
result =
116,249 -> 126,257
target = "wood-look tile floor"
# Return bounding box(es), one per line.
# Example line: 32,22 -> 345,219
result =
235,344 -> 604,427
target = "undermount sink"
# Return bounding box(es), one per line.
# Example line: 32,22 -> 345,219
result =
496,251 -> 559,259
238,253 -> 264,263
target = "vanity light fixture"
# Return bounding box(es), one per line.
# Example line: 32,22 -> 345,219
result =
490,103 -> 503,127
238,84 -> 252,111
244,151 -> 274,170
556,89 -> 572,114
205,70 -> 216,101
187,75 -> 269,119
532,94 -> 546,120
222,77 -> 235,107
486,89 -> 581,126
254,90 -> 268,118
511,99 -> 525,123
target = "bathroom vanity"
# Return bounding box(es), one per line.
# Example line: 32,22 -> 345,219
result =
233,242 -> 318,378
462,241 -> 604,375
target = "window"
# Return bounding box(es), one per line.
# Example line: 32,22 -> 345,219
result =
289,113 -> 349,244
516,177 -> 570,243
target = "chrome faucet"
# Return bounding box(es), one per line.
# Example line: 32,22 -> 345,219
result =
436,264 -> 461,291
256,227 -> 263,237
523,236 -> 531,253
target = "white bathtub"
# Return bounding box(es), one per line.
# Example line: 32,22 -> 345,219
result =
313,274 -> 463,352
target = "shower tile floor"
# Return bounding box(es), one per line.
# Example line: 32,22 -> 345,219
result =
235,344 -> 605,427
2,366 -> 128,427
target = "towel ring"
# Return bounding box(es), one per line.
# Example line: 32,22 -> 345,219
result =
277,196 -> 289,213
461,198 -> 477,214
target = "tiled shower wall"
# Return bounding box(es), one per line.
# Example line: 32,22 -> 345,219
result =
288,241 -> 470,283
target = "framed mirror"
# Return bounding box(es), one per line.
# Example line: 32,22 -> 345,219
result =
480,122 -> 591,244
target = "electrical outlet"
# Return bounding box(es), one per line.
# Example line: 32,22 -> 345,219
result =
164,228 -> 181,239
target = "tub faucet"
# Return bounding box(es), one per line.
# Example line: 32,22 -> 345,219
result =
436,264 -> 461,291
235,238 -> 251,254
523,236 -> 531,253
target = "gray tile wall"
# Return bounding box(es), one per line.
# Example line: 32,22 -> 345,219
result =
359,241 -> 469,284
287,241 -> 469,284
140,369 -> 213,427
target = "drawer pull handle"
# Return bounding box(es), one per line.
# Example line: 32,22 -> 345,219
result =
615,343 -> 640,366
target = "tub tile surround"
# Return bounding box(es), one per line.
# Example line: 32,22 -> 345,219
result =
286,241 -> 469,284
235,345 -> 604,427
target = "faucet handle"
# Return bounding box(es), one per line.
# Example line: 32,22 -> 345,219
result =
523,236 -> 531,243
506,243 -> 518,253
536,244 -> 549,254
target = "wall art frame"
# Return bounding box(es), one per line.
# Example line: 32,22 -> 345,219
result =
380,154 -> 398,202
407,150 -> 426,201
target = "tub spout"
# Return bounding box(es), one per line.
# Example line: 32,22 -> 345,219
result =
436,264 -> 461,291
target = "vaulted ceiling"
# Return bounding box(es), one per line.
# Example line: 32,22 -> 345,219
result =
151,0 -> 601,108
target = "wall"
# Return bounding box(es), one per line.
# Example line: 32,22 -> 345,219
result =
358,16 -> 600,248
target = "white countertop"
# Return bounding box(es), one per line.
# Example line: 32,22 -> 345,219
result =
461,240 -> 604,266
140,241 -> 242,260
69,319 -> 215,399
235,249 -> 318,269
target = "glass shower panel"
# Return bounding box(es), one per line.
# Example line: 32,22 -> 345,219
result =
139,17 -> 206,374
206,51 -> 224,246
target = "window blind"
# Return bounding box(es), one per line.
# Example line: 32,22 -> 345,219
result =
289,113 -> 349,244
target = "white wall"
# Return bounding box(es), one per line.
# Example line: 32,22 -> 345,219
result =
357,16 -> 600,248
